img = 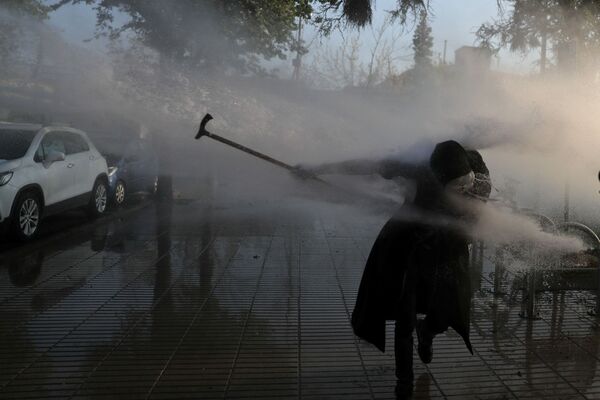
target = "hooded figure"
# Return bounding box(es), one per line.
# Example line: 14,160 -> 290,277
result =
352,142 -> 473,338
350,141 -> 485,398
295,140 -> 490,398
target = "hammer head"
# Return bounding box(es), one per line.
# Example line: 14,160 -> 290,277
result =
195,113 -> 213,139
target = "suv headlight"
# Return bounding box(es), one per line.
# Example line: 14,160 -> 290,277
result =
0,172 -> 13,186
108,167 -> 118,177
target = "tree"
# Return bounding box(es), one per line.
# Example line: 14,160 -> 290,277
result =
477,0 -> 600,75
412,11 -> 433,68
48,0 -> 432,74
305,17 -> 404,89
0,1 -> 49,72
2,0 -> 50,17
53,0 -> 313,74
313,0 -> 428,33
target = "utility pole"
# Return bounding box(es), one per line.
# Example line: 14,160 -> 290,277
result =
442,40 -> 447,65
292,16 -> 303,81
574,37 -> 579,76
564,175 -> 570,223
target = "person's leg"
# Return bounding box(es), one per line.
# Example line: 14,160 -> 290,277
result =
416,318 -> 436,364
394,320 -> 414,383
394,280 -> 417,397
394,320 -> 415,399
417,293 -> 453,364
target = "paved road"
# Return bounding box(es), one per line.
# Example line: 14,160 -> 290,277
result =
1,195 -> 600,399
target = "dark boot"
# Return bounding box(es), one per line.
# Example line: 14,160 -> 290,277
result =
416,319 -> 433,364
395,380 -> 414,399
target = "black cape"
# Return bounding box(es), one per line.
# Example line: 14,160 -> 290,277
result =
351,174 -> 473,354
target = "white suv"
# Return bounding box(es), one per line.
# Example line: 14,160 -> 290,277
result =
0,123 -> 109,241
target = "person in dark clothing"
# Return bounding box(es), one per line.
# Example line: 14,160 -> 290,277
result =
297,141 -> 491,399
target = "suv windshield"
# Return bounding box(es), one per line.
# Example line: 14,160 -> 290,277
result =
0,129 -> 38,160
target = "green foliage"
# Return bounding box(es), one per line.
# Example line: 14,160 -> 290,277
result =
388,0 -> 429,25
313,0 -> 428,33
0,0 -> 49,71
2,0 -> 50,17
477,1 -> 558,53
342,0 -> 373,27
477,0 -> 600,71
412,11 -> 433,68
55,0 -> 312,74
48,0 -> 432,74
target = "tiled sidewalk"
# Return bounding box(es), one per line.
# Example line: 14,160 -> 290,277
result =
0,199 -> 599,399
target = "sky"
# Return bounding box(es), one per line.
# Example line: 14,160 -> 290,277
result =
48,0 -> 538,74
338,0 -> 537,73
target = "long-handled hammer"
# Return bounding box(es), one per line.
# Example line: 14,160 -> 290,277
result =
195,113 -> 320,180
194,113 -> 397,208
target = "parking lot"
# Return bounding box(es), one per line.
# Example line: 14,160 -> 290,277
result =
1,195 -> 600,399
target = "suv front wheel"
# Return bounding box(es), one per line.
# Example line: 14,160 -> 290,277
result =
11,191 -> 42,242
88,179 -> 108,218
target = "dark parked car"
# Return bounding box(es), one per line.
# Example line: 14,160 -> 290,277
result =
94,137 -> 159,206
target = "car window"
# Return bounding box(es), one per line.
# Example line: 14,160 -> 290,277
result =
39,133 -> 66,160
0,129 -> 37,160
139,141 -> 155,156
125,142 -> 142,161
125,141 -> 140,156
34,146 -> 45,163
62,132 -> 90,154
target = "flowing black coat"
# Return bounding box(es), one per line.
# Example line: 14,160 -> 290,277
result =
351,203 -> 473,354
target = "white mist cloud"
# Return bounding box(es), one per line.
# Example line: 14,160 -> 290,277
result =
472,202 -> 585,254
4,3 -> 600,243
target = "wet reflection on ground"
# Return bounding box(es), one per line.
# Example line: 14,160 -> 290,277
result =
0,197 -> 600,399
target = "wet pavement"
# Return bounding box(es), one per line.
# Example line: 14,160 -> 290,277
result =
1,196 -> 600,399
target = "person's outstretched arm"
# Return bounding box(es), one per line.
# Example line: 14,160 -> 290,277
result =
307,159 -> 382,175
297,157 -> 422,180
377,158 -> 422,180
